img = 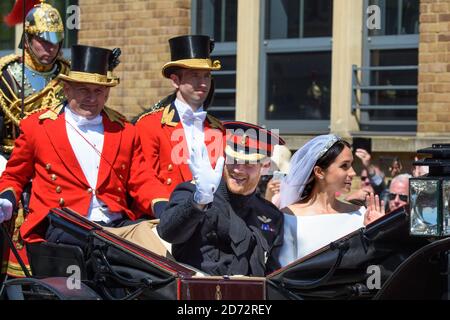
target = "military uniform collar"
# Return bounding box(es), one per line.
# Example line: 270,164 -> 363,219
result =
219,179 -> 256,211
160,102 -> 180,127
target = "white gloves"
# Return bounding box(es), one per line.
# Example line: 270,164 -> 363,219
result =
0,198 -> 13,224
187,143 -> 225,205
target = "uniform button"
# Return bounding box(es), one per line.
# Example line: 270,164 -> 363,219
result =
166,178 -> 172,185
116,197 -> 121,202
59,198 -> 65,206
121,164 -> 126,170
168,164 -> 173,172
117,187 -> 122,192
56,186 -> 62,193
46,163 -> 52,170
119,174 -> 123,179
87,188 -> 93,193
51,174 -> 57,181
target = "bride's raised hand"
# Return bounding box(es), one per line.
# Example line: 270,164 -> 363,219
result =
363,192 -> 385,226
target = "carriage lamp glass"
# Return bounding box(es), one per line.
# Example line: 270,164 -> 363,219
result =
410,144 -> 450,237
410,178 -> 439,236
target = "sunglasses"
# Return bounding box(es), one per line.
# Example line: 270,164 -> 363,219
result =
389,192 -> 408,202
360,176 -> 369,180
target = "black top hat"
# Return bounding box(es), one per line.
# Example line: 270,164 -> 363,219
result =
162,35 -> 221,78
223,121 -> 286,163
58,45 -> 119,86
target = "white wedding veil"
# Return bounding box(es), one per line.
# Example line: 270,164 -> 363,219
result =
279,134 -> 342,209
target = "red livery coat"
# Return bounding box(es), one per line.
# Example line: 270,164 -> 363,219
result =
135,102 -> 225,193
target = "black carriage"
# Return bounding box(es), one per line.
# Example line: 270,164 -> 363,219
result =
1,205 -> 449,300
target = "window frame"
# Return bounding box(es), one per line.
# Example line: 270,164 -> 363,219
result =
259,0 -> 333,134
191,0 -> 237,120
359,0 -> 419,132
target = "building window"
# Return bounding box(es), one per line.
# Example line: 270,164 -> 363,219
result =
266,0 -> 332,39
369,0 -> 419,36
266,51 -> 331,120
368,49 -> 417,122
0,0 -> 16,54
193,0 -> 237,121
356,0 -> 419,132
262,0 -> 333,134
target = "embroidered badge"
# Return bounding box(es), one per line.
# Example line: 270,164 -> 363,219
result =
257,215 -> 272,224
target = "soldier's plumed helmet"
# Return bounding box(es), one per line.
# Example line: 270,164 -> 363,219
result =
25,1 -> 64,45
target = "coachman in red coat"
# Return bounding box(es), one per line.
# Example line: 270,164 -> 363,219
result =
0,45 -> 169,252
134,35 -> 225,199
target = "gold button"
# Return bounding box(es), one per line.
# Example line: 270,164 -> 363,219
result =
51,174 -> 57,181
168,164 -> 173,172
56,186 -> 62,193
116,197 -> 121,202
121,164 -> 126,170
166,178 -> 172,185
59,198 -> 65,206
46,163 -> 51,170
87,188 -> 93,193
119,174 -> 123,179
117,187 -> 122,192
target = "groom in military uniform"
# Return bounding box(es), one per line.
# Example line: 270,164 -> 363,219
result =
157,121 -> 285,276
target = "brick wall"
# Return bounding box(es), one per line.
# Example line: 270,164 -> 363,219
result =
418,0 -> 450,136
78,0 -> 191,119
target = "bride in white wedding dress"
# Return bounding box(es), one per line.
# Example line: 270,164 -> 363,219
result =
277,134 -> 385,267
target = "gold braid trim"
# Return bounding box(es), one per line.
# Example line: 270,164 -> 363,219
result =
103,106 -> 128,127
0,54 -> 20,71
206,114 -> 224,130
135,105 -> 164,123
4,261 -> 32,278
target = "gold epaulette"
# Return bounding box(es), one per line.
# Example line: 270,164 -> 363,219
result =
0,54 -> 20,72
135,103 -> 165,123
23,106 -> 50,120
206,114 -> 224,130
38,103 -> 64,121
104,106 -> 128,127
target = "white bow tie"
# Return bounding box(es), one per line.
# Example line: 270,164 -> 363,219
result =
182,110 -> 207,124
73,114 -> 103,127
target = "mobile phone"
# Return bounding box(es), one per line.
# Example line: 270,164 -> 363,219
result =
352,137 -> 372,154
272,170 -> 286,181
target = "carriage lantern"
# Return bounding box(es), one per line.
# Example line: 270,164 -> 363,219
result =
410,144 -> 450,237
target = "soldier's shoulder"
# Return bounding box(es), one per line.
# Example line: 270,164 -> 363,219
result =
0,54 -> 20,72
56,56 -> 70,67
56,56 -> 71,74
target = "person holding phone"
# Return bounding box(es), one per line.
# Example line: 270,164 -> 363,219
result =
263,145 -> 291,206
354,147 -> 387,196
